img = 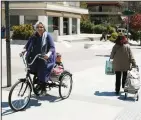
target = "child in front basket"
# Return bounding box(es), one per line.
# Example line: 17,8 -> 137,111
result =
52,53 -> 64,75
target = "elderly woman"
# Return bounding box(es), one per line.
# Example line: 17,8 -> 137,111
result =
23,21 -> 56,95
110,35 -> 136,95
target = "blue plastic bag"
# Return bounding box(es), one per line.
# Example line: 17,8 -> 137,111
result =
105,60 -> 115,75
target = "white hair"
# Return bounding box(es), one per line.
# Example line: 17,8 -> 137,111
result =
34,21 -> 47,31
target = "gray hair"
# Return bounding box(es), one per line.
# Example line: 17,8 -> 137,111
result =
34,21 -> 47,31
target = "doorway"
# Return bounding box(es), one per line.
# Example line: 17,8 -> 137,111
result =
63,18 -> 69,35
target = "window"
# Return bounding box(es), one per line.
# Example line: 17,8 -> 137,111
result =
72,18 -> 77,34
10,15 -> 19,29
48,16 -> 59,33
24,16 -> 38,25
99,6 -> 102,12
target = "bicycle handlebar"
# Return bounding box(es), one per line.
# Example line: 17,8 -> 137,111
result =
19,53 -> 47,66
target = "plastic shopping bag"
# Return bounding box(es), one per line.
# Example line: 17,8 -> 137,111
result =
105,60 -> 115,75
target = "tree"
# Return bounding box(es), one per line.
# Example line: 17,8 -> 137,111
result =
80,1 -> 87,8
130,14 -> 141,31
129,14 -> 141,45
80,2 -> 90,21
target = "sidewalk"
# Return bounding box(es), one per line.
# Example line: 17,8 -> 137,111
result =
2,65 -> 124,120
2,53 -> 141,120
2,38 -> 141,120
58,34 -> 101,42
2,39 -> 109,58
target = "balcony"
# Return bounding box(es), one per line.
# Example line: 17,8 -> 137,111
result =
46,3 -> 88,14
2,2 -> 88,15
89,11 -> 122,15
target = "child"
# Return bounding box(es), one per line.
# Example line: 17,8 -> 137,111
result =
52,52 -> 64,75
55,52 -> 64,68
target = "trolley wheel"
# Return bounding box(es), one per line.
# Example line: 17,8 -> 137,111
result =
124,93 -> 127,100
136,94 -> 139,101
59,72 -> 73,99
8,80 -> 31,112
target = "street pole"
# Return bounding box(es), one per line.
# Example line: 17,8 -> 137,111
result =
127,2 -> 129,41
5,1 -> 11,87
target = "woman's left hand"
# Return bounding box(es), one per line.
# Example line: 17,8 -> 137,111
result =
44,55 -> 49,60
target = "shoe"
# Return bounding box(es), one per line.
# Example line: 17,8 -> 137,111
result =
41,83 -> 47,96
41,90 -> 47,96
122,86 -> 125,89
115,91 -> 120,95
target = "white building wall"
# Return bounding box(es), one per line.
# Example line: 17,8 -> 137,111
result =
2,9 -> 5,26
19,15 -> 24,24
68,18 -> 72,35
59,17 -> 63,36
77,18 -> 80,34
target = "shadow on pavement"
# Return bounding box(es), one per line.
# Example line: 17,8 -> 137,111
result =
95,55 -> 110,57
94,91 -> 118,97
118,94 -> 136,102
31,94 -> 62,103
1,98 -> 41,116
136,48 -> 141,49
95,91 -> 137,102
2,94 -> 62,116
11,40 -> 27,45
129,43 -> 140,46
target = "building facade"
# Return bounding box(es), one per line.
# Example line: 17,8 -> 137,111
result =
87,2 -> 122,25
2,2 -> 88,35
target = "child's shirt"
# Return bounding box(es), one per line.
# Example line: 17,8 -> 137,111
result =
52,62 -> 64,75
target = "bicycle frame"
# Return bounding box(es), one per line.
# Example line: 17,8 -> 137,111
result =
19,53 -> 41,92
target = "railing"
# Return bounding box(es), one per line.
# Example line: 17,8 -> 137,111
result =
89,12 -> 122,15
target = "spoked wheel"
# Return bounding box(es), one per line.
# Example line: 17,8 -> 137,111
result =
124,93 -> 127,100
59,72 -> 73,99
33,76 -> 42,96
136,94 -> 139,101
8,80 -> 31,112
135,92 -> 139,101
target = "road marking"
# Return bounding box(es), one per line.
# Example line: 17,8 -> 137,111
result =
61,41 -> 72,48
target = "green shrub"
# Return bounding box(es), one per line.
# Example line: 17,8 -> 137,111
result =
109,32 -> 118,41
93,25 -> 107,34
80,21 -> 94,33
107,26 -> 115,34
12,24 -> 34,40
130,29 -> 141,41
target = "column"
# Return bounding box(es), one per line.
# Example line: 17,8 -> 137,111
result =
68,17 -> 72,35
19,15 -> 24,25
38,16 -> 48,32
59,17 -> 63,36
77,18 -> 80,34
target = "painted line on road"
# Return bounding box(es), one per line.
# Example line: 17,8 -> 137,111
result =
61,41 -> 72,48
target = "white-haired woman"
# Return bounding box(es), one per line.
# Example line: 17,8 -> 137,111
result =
22,21 -> 56,95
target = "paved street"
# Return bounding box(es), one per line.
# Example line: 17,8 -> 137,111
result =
1,40 -> 141,120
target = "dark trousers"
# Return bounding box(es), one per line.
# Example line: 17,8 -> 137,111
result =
115,71 -> 127,92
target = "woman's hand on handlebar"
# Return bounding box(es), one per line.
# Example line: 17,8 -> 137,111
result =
19,50 -> 26,57
43,55 -> 49,60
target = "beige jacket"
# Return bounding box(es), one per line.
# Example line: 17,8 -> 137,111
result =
110,44 -> 136,71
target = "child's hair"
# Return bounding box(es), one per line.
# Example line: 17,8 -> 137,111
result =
56,52 -> 61,57
56,52 -> 62,63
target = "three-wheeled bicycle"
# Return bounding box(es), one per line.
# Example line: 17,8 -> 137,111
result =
8,53 -> 73,112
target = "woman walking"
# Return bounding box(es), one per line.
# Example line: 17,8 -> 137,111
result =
110,35 -> 136,95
